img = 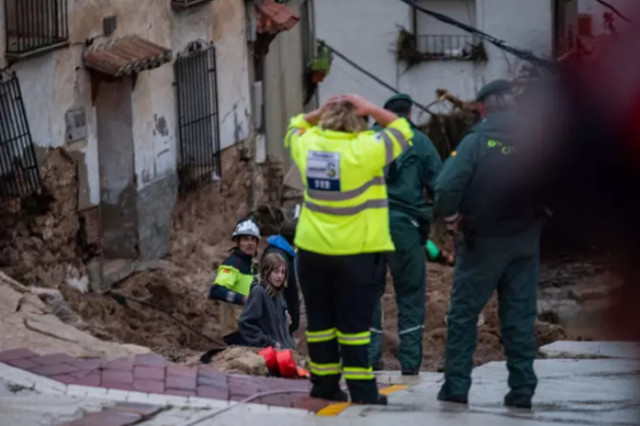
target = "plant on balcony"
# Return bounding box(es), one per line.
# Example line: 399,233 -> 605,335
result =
307,42 -> 333,83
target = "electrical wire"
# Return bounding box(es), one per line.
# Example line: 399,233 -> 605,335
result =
322,42 -> 433,115
179,389 -> 310,426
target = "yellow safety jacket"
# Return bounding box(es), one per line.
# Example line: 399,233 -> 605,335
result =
285,114 -> 413,255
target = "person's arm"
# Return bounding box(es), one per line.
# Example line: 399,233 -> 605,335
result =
209,265 -> 246,305
238,288 -> 276,348
421,135 -> 444,200
434,134 -> 479,224
361,115 -> 414,172
343,94 -> 398,127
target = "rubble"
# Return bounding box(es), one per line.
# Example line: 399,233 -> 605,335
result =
0,149 -> 85,288
208,347 -> 268,376
0,271 -> 148,359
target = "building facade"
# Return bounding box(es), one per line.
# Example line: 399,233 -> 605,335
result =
314,0 -> 576,121
0,0 -> 313,281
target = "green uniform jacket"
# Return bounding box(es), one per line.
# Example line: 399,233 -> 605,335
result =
435,112 -> 543,236
373,121 -> 442,225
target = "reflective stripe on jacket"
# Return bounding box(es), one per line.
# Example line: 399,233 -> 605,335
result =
286,114 -> 413,255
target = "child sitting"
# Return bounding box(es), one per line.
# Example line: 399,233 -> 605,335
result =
238,252 -> 295,349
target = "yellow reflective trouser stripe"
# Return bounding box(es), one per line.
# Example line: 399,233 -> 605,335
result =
306,328 -> 337,343
309,362 -> 341,376
337,331 -> 371,346
304,199 -> 388,216
343,366 -> 374,380
307,176 -> 385,201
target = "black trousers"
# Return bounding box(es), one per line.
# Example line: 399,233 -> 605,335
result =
298,249 -> 384,403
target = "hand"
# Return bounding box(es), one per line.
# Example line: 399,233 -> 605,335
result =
342,94 -> 375,116
286,313 -> 292,326
274,342 -> 282,350
242,295 -> 248,304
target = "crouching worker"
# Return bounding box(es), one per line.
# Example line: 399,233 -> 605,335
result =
238,252 -> 296,349
209,219 -> 260,340
209,218 -> 260,305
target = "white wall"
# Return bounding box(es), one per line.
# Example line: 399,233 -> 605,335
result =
0,0 -> 252,202
315,0 -> 554,124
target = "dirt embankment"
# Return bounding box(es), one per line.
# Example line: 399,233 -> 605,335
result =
60,146 -> 286,363
0,149 -> 85,288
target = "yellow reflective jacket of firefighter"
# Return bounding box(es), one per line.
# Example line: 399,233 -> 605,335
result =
285,114 -> 413,255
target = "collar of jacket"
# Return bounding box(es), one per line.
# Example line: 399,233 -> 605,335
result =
266,235 -> 295,257
312,127 -> 363,140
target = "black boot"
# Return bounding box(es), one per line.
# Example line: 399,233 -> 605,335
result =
352,393 -> 388,405
401,367 -> 420,376
437,387 -> 468,404
310,385 -> 349,402
504,391 -> 532,409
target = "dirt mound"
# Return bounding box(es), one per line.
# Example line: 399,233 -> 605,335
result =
0,149 -> 85,288
208,347 -> 268,375
0,271 -> 148,359
60,267 -> 229,363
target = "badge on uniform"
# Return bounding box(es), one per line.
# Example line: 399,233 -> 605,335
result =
306,150 -> 341,191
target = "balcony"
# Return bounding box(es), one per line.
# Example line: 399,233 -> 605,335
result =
4,0 -> 69,61
171,0 -> 212,10
416,34 -> 482,61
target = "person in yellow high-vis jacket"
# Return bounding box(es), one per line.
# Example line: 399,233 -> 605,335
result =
286,94 -> 413,405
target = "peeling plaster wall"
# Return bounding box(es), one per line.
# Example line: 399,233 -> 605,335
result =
0,0 -> 254,261
315,0 -> 554,119
0,0 -> 252,203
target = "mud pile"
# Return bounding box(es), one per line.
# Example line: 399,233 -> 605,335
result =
60,146 -> 285,364
0,149 -> 85,288
61,267 -> 230,363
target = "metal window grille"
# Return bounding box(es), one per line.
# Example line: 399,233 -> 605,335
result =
0,71 -> 41,198
175,41 -> 221,193
416,34 -> 477,60
4,0 -> 69,57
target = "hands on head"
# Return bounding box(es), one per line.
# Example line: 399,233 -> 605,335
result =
305,94 -> 398,127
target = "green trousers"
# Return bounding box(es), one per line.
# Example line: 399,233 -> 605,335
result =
370,212 -> 427,371
439,224 -> 542,399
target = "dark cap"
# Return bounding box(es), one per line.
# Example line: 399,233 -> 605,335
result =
476,79 -> 513,102
383,93 -> 413,116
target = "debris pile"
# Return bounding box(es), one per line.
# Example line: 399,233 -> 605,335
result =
0,149 -> 85,288
0,271 -> 148,359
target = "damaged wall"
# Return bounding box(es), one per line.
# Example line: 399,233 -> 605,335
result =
0,0 -> 254,263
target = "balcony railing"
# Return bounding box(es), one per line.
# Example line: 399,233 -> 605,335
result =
171,0 -> 212,10
4,0 -> 69,60
416,34 -> 479,61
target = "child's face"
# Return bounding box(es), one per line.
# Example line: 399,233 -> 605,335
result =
269,264 -> 286,288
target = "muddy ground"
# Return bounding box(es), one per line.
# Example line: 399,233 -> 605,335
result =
1,147 -> 619,372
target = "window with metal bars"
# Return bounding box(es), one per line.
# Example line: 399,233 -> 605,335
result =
4,0 -> 69,60
0,71 -> 41,198
174,41 -> 221,193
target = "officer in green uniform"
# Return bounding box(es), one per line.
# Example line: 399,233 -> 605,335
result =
435,80 -> 546,409
369,94 -> 442,375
